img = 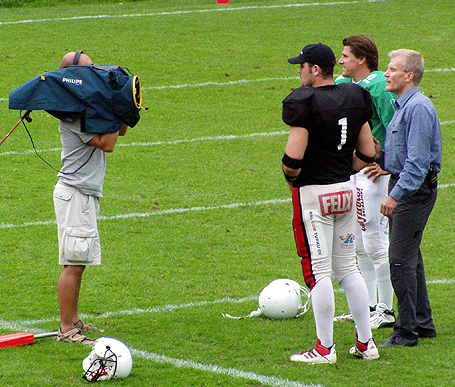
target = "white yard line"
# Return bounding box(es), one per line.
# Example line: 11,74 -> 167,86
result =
1,118 -> 454,157
2,278 -> 453,330
2,182 -> 455,230
131,348 -> 324,387
1,69 -> 454,103
0,0 -> 394,26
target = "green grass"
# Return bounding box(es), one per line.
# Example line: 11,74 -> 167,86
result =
0,0 -> 454,386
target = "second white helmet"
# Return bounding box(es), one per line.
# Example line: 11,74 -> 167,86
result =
258,279 -> 310,319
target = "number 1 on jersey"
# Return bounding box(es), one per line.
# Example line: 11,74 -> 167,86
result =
337,117 -> 347,150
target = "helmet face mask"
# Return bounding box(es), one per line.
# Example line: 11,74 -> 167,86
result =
82,337 -> 132,382
83,347 -> 118,382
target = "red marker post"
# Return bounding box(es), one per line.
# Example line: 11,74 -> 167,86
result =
217,0 -> 229,3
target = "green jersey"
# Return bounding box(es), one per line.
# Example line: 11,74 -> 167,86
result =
335,71 -> 396,147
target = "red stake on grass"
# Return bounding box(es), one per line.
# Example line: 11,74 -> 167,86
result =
0,331 -> 58,348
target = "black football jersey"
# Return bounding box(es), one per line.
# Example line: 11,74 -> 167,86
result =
282,82 -> 373,186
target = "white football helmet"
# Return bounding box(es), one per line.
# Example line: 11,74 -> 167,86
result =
82,337 -> 132,382
258,279 -> 311,319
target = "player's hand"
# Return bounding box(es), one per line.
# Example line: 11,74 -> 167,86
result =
364,162 -> 389,182
373,137 -> 382,160
380,195 -> 397,218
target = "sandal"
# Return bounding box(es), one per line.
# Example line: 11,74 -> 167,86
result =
56,327 -> 94,345
74,319 -> 104,333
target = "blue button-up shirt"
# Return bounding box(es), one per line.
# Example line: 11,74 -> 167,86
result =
384,86 -> 442,201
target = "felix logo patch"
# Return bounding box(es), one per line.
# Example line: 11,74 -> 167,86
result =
318,190 -> 353,216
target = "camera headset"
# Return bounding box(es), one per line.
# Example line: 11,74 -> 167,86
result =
73,50 -> 84,65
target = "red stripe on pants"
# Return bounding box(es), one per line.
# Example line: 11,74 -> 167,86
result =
292,187 -> 316,290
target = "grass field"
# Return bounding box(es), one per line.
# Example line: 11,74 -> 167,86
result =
0,0 -> 454,386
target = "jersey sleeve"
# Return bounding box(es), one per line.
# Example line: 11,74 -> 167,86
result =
282,88 -> 313,128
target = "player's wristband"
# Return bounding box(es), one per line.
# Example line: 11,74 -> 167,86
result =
355,150 -> 375,164
282,153 -> 303,170
283,169 -> 299,182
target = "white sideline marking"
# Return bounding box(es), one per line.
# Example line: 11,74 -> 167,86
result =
2,182 -> 455,230
130,348 -> 321,387
145,77 -> 297,90
118,131 -> 288,148
1,119 -> 454,157
1,296 -> 256,331
144,68 -> 454,91
0,198 -> 291,229
2,278 -> 453,331
1,69 -> 454,103
0,0 -> 393,26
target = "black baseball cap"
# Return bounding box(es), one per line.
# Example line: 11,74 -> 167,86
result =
288,43 -> 336,68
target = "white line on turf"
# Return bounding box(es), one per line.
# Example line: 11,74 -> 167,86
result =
142,68 -> 454,91
2,184 -> 455,229
0,296 -> 256,331
1,119 -> 454,158
1,69 -> 454,102
0,0 -> 394,26
2,278 -> 453,331
144,77 -> 297,90
0,198 -> 291,229
130,348 -> 323,387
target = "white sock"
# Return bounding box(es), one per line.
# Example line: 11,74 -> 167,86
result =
311,276 -> 334,348
358,257 -> 377,308
341,273 -> 372,343
375,261 -> 394,310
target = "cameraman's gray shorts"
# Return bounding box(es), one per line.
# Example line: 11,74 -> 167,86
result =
54,182 -> 101,266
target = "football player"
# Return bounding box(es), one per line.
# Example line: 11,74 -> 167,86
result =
282,43 -> 379,363
334,35 -> 397,329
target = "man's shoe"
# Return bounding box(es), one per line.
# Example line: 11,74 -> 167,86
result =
74,319 -> 104,333
349,338 -> 379,360
56,327 -> 94,345
370,303 -> 396,329
417,328 -> 436,339
290,339 -> 336,364
379,336 -> 417,348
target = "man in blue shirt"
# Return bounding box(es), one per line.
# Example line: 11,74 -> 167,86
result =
379,49 -> 442,348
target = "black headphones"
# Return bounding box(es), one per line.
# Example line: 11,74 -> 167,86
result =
73,50 -> 83,65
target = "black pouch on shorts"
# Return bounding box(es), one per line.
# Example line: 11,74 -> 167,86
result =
426,169 -> 438,189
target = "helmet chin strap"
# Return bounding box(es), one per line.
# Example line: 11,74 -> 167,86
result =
222,308 -> 262,320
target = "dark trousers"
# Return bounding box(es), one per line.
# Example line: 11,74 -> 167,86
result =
388,175 -> 437,341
